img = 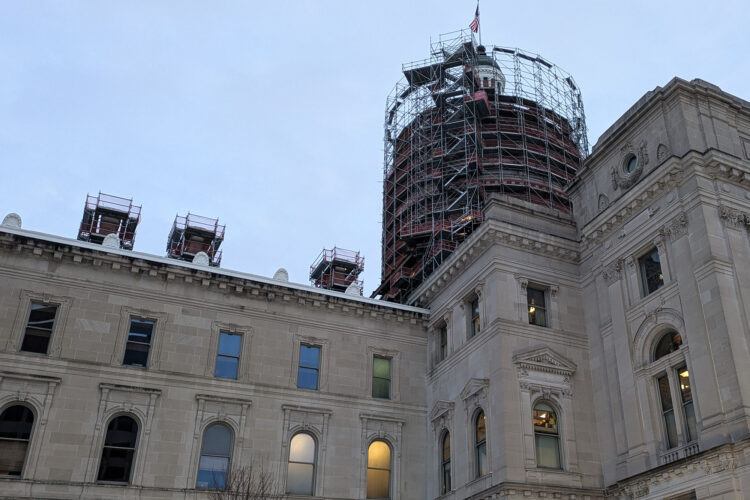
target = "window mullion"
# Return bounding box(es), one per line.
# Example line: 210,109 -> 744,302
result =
666,368 -> 686,445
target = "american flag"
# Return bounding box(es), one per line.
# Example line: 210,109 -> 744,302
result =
469,6 -> 479,33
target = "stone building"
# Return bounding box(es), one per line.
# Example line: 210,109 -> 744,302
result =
1,34 -> 750,500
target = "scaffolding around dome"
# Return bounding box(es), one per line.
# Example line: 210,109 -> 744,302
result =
374,30 -> 589,303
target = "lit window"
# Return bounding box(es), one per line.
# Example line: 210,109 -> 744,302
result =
98,415 -> 138,483
533,402 -> 561,468
297,345 -> 320,390
469,298 -> 480,337
197,424 -> 233,489
0,405 -> 34,476
123,318 -> 154,367
215,332 -> 241,379
639,248 -> 664,296
653,331 -> 682,361
527,287 -> 547,327
650,331 -> 697,449
366,440 -> 391,499
21,302 -> 58,354
287,432 -> 316,495
372,356 -> 391,399
475,410 -> 487,477
440,431 -> 451,494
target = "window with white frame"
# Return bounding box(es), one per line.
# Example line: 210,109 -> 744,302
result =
0,404 -> 35,476
533,401 -> 561,468
651,330 -> 697,449
639,247 -> 664,296
215,332 -> 242,379
287,432 -> 316,495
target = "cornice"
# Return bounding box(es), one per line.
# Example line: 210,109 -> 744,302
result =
0,227 -> 429,325
410,219 -> 580,306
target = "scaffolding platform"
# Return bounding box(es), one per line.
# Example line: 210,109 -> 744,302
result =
310,247 -> 364,293
166,213 -> 224,266
77,192 -> 141,249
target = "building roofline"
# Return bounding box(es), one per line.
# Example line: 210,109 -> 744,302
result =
0,226 -> 430,316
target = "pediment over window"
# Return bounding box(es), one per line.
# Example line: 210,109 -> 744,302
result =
512,345 -> 577,377
460,378 -> 489,401
430,400 -> 454,423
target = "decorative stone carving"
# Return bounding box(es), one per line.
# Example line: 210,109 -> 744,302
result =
192,251 -> 210,265
612,140 -> 648,190
602,259 -> 622,285
719,205 -> 749,229
429,400 -> 454,434
597,194 -> 609,212
102,233 -> 121,248
345,282 -> 362,295
2,213 -> 22,228
512,345 -> 577,377
661,213 -> 688,241
657,143 -> 671,162
460,378 -> 489,416
273,268 -> 289,281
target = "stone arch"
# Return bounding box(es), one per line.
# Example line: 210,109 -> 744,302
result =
633,308 -> 685,368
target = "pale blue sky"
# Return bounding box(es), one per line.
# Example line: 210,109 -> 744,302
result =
2,1 -> 748,294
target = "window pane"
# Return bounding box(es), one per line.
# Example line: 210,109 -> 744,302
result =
104,417 -> 138,447
123,341 -> 150,366
640,248 -> 664,295
372,378 -> 390,399
297,366 -> 319,390
215,355 -> 238,379
476,441 -> 488,476
677,367 -> 692,403
197,455 -> 228,489
290,433 -> 315,463
0,406 -> 34,440
664,410 -> 678,448
299,345 -> 320,368
475,412 -> 486,442
373,357 -> 390,378
20,328 -> 52,354
127,319 -> 153,343
98,447 -> 135,482
441,460 -> 451,493
218,333 -> 241,356
201,425 -> 232,456
287,462 -> 314,495
684,402 -> 697,442
658,376 -> 673,411
367,441 -> 391,468
366,469 -> 390,499
28,303 -> 57,330
442,433 -> 450,461
535,434 -> 560,468
0,440 -> 28,475
533,404 -> 558,433
653,331 -> 682,361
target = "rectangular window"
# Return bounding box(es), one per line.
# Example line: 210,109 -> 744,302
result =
122,318 -> 154,367
297,344 -> 320,390
527,287 -> 547,327
372,356 -> 391,399
469,298 -> 480,337
639,248 -> 664,296
21,302 -> 58,354
438,325 -> 448,362
658,375 -> 678,448
677,366 -> 697,442
215,332 -> 241,379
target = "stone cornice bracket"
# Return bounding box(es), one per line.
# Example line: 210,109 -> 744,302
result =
719,204 -> 750,229
660,212 -> 688,241
601,259 -> 622,286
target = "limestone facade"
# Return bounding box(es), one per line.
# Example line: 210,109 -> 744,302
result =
1,78 -> 750,500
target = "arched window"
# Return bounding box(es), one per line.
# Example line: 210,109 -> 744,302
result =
0,404 -> 34,476
474,410 -> 487,477
653,330 -> 682,361
366,440 -> 391,499
197,423 -> 233,489
533,402 -> 561,469
287,432 -> 316,495
440,431 -> 451,494
650,330 -> 696,449
97,415 -> 138,483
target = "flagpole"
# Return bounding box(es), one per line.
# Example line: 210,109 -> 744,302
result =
477,0 -> 482,46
